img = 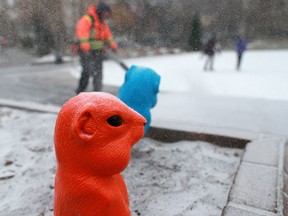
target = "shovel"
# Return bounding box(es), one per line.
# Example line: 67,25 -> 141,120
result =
106,51 -> 129,71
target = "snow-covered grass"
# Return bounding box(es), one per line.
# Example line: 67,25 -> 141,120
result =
0,107 -> 243,216
0,107 -> 56,216
126,138 -> 242,216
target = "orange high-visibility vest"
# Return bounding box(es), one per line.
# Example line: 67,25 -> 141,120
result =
76,5 -> 117,52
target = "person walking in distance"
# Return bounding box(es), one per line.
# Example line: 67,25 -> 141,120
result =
235,34 -> 248,70
75,2 -> 118,94
203,36 -> 217,71
1,37 -> 8,53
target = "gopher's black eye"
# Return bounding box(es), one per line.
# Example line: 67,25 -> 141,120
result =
107,115 -> 122,127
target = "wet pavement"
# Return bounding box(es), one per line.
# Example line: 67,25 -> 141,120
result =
0,60 -> 118,107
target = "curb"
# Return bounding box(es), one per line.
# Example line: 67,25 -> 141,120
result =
0,98 -> 60,114
147,126 -> 249,149
283,142 -> 288,216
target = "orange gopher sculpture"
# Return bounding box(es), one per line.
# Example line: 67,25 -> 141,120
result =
53,92 -> 146,216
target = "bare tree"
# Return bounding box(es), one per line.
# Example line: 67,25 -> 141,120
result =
244,0 -> 288,39
0,0 -> 16,42
3,0 -> 288,53
48,0 -> 67,63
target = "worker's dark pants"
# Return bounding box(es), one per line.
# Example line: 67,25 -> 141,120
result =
76,50 -> 104,94
237,53 -> 243,70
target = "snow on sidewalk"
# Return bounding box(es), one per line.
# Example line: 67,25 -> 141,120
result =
0,106 -> 243,216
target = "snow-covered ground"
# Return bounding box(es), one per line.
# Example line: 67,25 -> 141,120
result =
126,139 -> 242,216
0,107 -> 242,216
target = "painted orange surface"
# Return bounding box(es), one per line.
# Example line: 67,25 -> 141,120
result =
54,92 -> 146,216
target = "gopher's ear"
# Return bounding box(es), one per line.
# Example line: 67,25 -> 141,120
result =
72,104 -> 97,142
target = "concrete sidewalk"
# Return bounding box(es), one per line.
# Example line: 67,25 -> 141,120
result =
223,136 -> 286,216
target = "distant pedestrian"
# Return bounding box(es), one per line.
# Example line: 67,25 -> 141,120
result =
1,37 -> 8,53
75,2 -> 118,94
235,34 -> 248,70
203,36 -> 219,71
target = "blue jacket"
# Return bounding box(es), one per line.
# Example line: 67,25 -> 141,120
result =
235,39 -> 247,54
118,65 -> 161,134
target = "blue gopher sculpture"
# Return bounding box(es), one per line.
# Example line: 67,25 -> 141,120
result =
118,65 -> 161,134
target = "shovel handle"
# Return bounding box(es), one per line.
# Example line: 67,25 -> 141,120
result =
106,51 -> 129,72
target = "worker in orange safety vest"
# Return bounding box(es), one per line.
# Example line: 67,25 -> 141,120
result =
75,2 -> 118,94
